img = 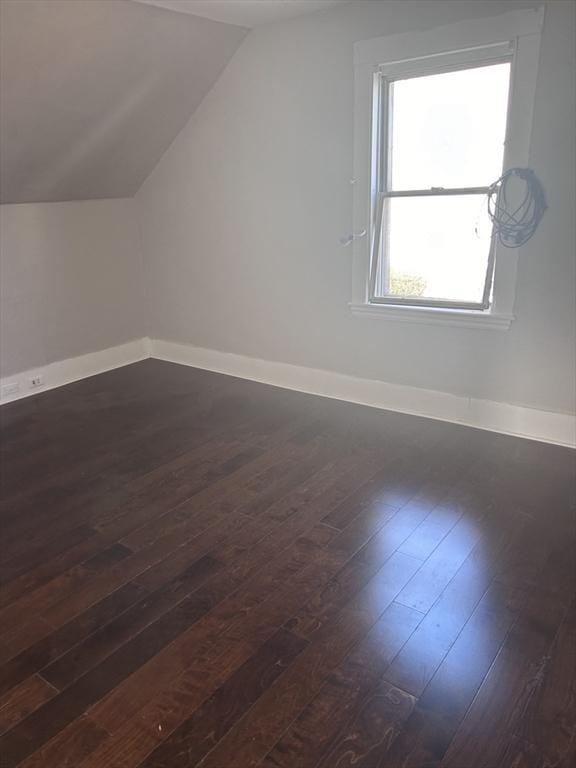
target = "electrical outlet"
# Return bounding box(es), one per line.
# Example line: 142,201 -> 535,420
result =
30,374 -> 44,389
1,381 -> 20,398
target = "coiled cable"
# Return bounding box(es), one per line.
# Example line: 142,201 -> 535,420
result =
487,167 -> 547,247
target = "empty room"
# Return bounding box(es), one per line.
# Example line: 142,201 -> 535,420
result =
0,0 -> 575,766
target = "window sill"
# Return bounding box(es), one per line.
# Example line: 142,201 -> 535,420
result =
349,302 -> 514,330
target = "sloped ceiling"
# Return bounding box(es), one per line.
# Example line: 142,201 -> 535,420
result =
0,0 -> 247,204
131,1 -> 350,28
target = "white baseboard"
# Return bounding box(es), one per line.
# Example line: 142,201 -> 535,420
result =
150,338 -> 576,449
0,338 -> 150,404
2,336 -> 574,448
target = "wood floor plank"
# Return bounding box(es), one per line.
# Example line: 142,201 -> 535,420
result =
0,676 -> 57,735
382,511 -> 517,697
75,716 -> 162,768
0,618 -> 55,664
440,557 -> 571,768
0,580 -> 147,697
0,413 -> 245,559
397,503 -> 463,561
41,555 -> 220,690
284,501 -> 434,640
382,579 -> 525,767
83,449 -> 386,735
16,715 -> 109,768
259,601 -> 422,768
0,524 -> 98,584
394,511 -> 487,614
315,680 -> 416,768
139,628 -> 307,768
512,598 -> 576,767
85,492 -> 388,752
1,388 -> 310,563
0,360 -> 573,768
193,552 -> 422,768
0,527 -> 142,612
119,434 -> 333,553
33,510 -> 239,630
0,585 -> 225,766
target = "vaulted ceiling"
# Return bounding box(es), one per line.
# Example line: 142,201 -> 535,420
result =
131,1 -> 350,28
0,0 -> 247,203
0,0 -> 351,205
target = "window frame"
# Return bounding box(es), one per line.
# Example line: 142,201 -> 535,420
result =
370,54 -> 512,311
351,8 -> 544,330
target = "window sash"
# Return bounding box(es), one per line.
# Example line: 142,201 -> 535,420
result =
369,192 -> 497,310
369,59 -> 511,311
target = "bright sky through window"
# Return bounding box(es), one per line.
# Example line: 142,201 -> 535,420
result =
374,62 -> 511,307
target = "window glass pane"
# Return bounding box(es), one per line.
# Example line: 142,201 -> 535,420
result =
374,195 -> 492,305
389,63 -> 510,190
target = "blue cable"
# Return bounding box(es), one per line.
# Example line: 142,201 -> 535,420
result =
487,168 -> 547,247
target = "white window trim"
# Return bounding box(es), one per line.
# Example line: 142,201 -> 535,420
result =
351,7 -> 544,330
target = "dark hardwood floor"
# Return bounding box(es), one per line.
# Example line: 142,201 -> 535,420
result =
0,359 -> 574,768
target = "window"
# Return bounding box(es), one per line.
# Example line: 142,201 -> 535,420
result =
372,62 -> 511,309
351,9 -> 543,329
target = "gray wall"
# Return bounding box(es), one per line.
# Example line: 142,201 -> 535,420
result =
0,198 -> 145,377
137,0 -> 576,416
